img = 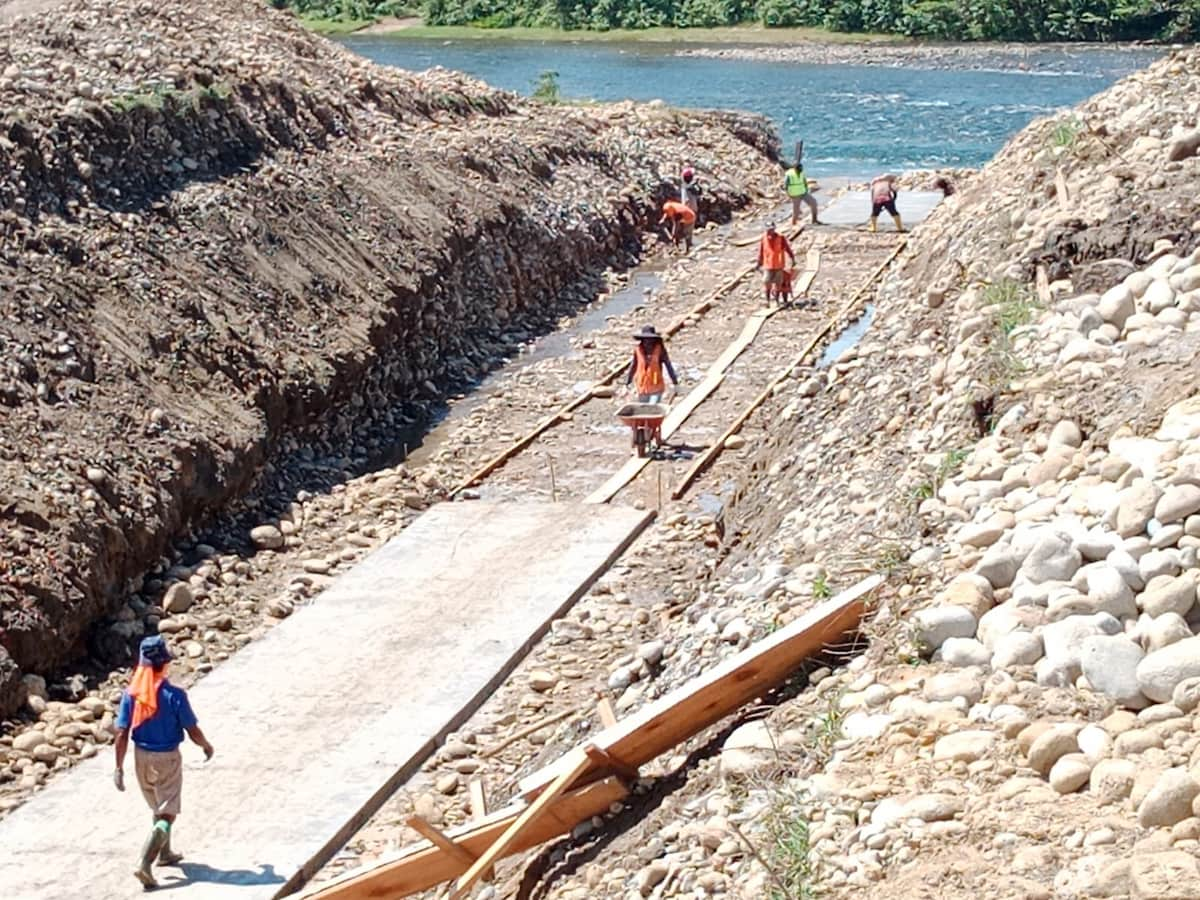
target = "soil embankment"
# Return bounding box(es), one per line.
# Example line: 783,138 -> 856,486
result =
0,0 -> 779,714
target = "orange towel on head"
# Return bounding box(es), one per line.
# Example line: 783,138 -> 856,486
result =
128,664 -> 167,730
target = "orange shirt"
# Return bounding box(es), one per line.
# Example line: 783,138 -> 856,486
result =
634,344 -> 665,395
662,201 -> 696,225
759,232 -> 791,270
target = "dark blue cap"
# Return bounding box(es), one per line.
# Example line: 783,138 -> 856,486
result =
138,635 -> 173,667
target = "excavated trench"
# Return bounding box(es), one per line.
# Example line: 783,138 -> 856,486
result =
0,7 -> 782,715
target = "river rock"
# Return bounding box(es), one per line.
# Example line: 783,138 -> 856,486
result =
940,573 -> 994,619
1116,482 -> 1164,537
1137,636 -> 1200,702
1017,530 -> 1081,584
250,524 -> 284,550
1138,573 -> 1197,618
1043,612 -> 1123,671
162,583 -> 194,615
924,671 -> 983,705
720,721 -> 777,778
1144,612 -> 1191,651
1081,634 -> 1148,709
1049,753 -> 1093,794
975,544 -> 1025,589
978,604 -> 1045,650
1171,676 -> 1200,712
992,631 -> 1044,668
1048,419 -> 1083,449
913,606 -> 977,654
940,637 -> 991,668
933,730 -> 996,763
1027,723 -> 1080,776
1090,758 -> 1137,804
1084,564 -> 1138,619
1130,851 -> 1200,899
1097,284 -> 1135,329
1155,484 -> 1200,524
1138,768 -> 1200,828
12,731 -> 48,753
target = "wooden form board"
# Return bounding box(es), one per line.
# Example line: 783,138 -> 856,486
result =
519,575 -> 881,798
446,226 -> 807,496
671,239 -> 905,500
300,777 -> 628,900
583,249 -> 820,506
584,307 -> 776,505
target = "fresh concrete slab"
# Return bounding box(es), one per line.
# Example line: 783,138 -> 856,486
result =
0,502 -> 652,900
818,189 -> 943,229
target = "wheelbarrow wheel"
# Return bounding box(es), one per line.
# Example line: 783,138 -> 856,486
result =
634,426 -> 648,458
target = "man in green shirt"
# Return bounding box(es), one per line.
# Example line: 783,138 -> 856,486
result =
784,162 -> 821,226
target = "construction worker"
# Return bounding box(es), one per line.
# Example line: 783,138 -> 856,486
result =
755,222 -> 795,305
868,173 -> 904,233
660,200 -> 696,253
626,325 -> 678,404
114,635 -> 214,889
784,161 -> 821,225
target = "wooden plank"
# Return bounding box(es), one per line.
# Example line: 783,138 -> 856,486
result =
469,780 -> 488,821
596,697 -> 617,728
300,778 -> 628,900
792,248 -> 821,296
450,748 -> 593,898
406,816 -> 477,869
519,576 -> 881,800
670,240 -> 903,500
583,306 -> 779,505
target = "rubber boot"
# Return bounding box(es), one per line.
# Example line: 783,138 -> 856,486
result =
868,217 -> 877,233
158,826 -> 183,866
135,820 -> 169,888
891,213 -> 904,233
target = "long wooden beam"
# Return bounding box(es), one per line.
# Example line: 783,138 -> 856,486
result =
670,239 -> 906,500
299,778 -> 629,900
519,575 -> 881,799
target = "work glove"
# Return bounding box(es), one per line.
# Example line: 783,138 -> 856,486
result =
113,768 -> 125,792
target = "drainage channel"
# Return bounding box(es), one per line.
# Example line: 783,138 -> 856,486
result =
817,303 -> 876,369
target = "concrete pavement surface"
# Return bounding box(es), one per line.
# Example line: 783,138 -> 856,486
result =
0,501 -> 652,900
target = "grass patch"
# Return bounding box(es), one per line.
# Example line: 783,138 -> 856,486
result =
301,14 -> 376,33
1048,116 -> 1084,153
763,803 -> 816,900
532,69 -> 562,103
811,572 -> 831,600
363,23 -> 906,44
983,278 -> 1041,336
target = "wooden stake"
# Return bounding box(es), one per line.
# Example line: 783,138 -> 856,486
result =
584,744 -> 639,783
596,697 -> 617,729
480,706 -> 579,758
406,817 -> 477,870
450,748 -> 593,898
469,781 -> 488,821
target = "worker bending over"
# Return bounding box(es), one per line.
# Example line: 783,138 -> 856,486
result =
869,173 -> 904,233
660,200 -> 696,253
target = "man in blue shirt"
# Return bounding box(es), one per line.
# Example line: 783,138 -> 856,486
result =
114,635 -> 214,889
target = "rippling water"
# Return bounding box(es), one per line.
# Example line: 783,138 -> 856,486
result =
341,37 -> 1160,181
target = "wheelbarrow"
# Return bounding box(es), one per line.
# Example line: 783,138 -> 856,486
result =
616,402 -> 669,458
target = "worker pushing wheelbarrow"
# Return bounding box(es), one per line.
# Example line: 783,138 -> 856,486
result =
621,325 -> 679,456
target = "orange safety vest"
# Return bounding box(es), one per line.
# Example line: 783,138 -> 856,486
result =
634,343 -> 665,395
663,200 -> 696,225
760,233 -> 788,270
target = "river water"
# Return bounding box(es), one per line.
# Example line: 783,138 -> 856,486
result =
340,36 -> 1160,181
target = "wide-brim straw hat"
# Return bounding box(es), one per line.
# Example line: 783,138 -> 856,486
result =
633,325 -> 662,341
